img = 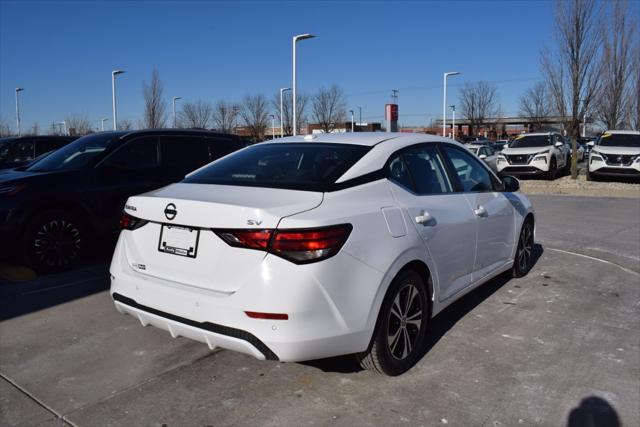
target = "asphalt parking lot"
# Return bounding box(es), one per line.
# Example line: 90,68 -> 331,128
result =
1,194 -> 638,427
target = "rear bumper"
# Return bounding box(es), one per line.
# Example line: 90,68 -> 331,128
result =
109,234 -> 381,362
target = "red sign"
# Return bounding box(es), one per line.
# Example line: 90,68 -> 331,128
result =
385,104 -> 398,121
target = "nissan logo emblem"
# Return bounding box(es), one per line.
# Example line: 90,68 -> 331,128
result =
164,203 -> 177,221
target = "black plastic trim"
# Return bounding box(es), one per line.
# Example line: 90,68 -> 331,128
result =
112,293 -> 279,361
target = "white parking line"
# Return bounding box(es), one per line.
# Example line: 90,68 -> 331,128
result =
546,247 -> 640,278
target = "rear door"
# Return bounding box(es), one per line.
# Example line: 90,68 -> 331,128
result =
387,144 -> 477,301
439,144 -> 515,282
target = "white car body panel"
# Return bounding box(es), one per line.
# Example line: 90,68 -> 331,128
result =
110,133 -> 535,363
588,131 -> 640,177
497,132 -> 568,177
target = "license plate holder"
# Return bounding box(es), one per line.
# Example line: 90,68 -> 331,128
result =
158,224 -> 200,258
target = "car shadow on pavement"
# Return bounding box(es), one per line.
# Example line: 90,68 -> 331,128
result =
303,244 -> 544,374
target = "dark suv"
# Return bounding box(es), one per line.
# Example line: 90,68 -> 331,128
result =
0,129 -> 246,271
0,135 -> 78,170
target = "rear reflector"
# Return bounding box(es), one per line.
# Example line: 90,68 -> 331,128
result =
215,224 -> 352,264
245,311 -> 289,320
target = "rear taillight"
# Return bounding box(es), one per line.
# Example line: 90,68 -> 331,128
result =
119,211 -> 149,231
215,224 -> 352,264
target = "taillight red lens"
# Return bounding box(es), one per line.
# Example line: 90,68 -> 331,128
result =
215,224 -> 352,264
119,211 -> 148,231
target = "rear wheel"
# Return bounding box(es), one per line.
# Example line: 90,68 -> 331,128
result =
357,270 -> 429,376
513,220 -> 534,278
23,211 -> 87,273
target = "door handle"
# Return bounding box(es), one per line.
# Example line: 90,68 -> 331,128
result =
415,211 -> 433,225
474,205 -> 488,217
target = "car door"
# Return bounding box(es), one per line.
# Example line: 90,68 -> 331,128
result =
160,135 -> 212,183
95,136 -> 162,232
387,144 -> 477,301
439,144 -> 516,282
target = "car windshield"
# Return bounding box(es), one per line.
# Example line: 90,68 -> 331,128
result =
467,147 -> 479,154
26,133 -> 120,172
597,133 -> 640,148
509,135 -> 552,148
182,143 -> 370,192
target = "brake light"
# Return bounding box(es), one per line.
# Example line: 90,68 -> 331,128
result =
119,211 -> 149,231
215,224 -> 352,264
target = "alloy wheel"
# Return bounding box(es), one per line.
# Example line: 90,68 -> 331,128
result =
387,283 -> 423,360
33,219 -> 82,268
517,223 -> 533,272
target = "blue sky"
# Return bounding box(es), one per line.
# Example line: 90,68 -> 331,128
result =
1,0 -> 559,131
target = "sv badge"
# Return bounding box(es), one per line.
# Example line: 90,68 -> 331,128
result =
247,220 -> 263,226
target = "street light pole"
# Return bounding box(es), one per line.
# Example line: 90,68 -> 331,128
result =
172,96 -> 182,128
268,114 -> 275,139
450,105 -> 456,139
101,118 -> 109,131
349,110 -> 354,132
442,71 -> 460,137
112,70 -> 125,130
358,106 -> 362,128
15,88 -> 24,136
279,87 -> 291,137
292,33 -> 315,136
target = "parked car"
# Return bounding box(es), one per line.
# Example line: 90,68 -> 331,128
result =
587,130 -> 640,181
467,144 -> 498,172
110,132 -> 535,376
493,140 -> 509,151
497,132 -> 570,180
0,129 -> 246,271
0,135 -> 78,170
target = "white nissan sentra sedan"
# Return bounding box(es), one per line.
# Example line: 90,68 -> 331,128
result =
110,133 -> 535,375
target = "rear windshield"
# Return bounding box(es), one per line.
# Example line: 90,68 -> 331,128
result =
509,135 -> 552,148
597,133 -> 640,148
182,143 -> 370,192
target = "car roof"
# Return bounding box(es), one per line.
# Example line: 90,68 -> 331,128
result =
518,132 -> 556,137
87,128 -> 240,141
270,132 -> 455,147
603,130 -> 640,135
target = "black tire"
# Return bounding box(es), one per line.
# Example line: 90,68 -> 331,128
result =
357,269 -> 429,376
547,158 -> 557,180
23,210 -> 87,273
586,168 -> 592,181
513,219 -> 534,278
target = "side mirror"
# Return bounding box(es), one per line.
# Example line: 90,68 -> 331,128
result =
479,154 -> 487,160
502,175 -> 520,192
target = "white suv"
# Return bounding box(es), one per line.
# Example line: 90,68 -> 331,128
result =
497,132 -> 569,180
587,130 -> 640,181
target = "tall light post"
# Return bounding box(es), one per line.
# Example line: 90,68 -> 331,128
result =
442,71 -> 460,137
172,96 -> 182,128
349,110 -> 354,132
101,117 -> 109,131
15,87 -> 24,136
580,99 -> 587,138
358,106 -> 362,127
279,87 -> 291,137
111,69 -> 125,130
268,114 -> 275,139
292,33 -> 315,136
450,105 -> 456,139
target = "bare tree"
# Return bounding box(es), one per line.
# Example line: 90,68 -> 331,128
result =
633,44 -> 640,130
65,114 -> 92,135
212,101 -> 240,133
595,0 -> 635,129
541,0 -> 602,178
142,68 -> 167,128
119,119 -> 134,131
272,91 -> 310,136
0,117 -> 12,137
458,81 -> 498,136
519,82 -> 553,132
312,85 -> 346,133
240,94 -> 269,141
178,99 -> 213,129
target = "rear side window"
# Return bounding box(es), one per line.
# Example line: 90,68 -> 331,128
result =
208,138 -> 246,160
388,145 -> 452,194
183,143 -> 369,192
35,139 -> 68,156
0,139 -> 34,163
161,137 -> 210,171
103,137 -> 159,170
